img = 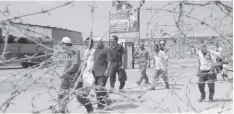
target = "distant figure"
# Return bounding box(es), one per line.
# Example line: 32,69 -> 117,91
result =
7,35 -> 14,43
196,45 -> 222,102
148,43 -> 170,90
134,43 -> 150,86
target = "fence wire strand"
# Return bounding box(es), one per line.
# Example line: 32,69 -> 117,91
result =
0,1 -> 233,113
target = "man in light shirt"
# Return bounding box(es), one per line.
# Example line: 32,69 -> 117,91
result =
197,45 -> 222,102
56,37 -> 94,113
134,43 -> 150,86
148,43 -> 170,90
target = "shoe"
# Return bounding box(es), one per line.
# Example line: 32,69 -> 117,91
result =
85,104 -> 93,113
165,82 -> 170,89
198,98 -> 205,102
109,88 -> 114,93
165,86 -> 170,89
54,110 -> 65,113
104,106 -> 114,111
145,82 -> 151,85
95,106 -> 105,110
119,89 -> 125,93
208,98 -> 214,102
136,82 -> 140,86
148,86 -> 155,90
106,98 -> 112,106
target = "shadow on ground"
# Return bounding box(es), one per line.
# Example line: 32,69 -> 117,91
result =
154,87 -> 181,90
170,83 -> 184,86
111,103 -> 139,111
203,98 -> 233,103
111,98 -> 128,104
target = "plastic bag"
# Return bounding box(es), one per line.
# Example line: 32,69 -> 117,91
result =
118,68 -> 127,81
82,71 -> 95,88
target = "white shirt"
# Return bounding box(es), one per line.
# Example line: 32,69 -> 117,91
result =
153,50 -> 168,70
84,48 -> 95,72
197,50 -> 213,71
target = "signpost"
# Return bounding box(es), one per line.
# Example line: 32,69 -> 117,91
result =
109,9 -> 139,33
109,0 -> 144,69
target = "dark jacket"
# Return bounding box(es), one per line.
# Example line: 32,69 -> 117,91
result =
93,47 -> 109,77
108,43 -> 125,62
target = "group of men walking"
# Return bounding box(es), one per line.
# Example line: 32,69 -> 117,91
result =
134,40 -> 170,90
53,35 -> 230,113
57,35 -> 127,113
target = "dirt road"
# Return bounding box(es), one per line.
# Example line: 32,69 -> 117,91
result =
0,59 -> 232,113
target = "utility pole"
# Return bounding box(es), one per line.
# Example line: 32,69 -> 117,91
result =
88,0 -> 97,38
178,2 -> 184,59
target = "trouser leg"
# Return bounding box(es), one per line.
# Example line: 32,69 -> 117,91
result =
198,83 -> 206,99
95,77 -> 108,108
161,71 -> 169,88
109,63 -> 117,88
208,74 -> 215,100
75,82 -> 93,113
136,67 -> 144,84
198,76 -> 207,99
142,63 -> 149,84
152,69 -> 160,86
58,89 -> 69,113
149,69 -> 160,90
208,82 -> 215,100
137,65 -> 149,84
144,73 -> 149,84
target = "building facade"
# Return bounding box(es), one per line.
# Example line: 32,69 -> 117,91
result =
0,22 -> 83,44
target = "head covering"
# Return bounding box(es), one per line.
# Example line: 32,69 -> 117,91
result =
159,40 -> 165,44
61,37 -> 72,44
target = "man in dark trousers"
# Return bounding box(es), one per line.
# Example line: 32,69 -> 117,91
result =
93,40 -> 110,109
134,42 -> 150,86
197,45 -> 222,102
105,35 -> 126,93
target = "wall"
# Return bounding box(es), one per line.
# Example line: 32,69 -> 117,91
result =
51,28 -> 82,45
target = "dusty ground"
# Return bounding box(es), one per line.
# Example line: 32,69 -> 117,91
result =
0,59 -> 232,113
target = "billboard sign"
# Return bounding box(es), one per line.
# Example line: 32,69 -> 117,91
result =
110,9 -> 139,33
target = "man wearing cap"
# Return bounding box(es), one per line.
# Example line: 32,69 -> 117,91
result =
57,37 -> 93,113
105,35 -> 126,92
134,42 -> 150,86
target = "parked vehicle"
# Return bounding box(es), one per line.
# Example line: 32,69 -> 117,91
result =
0,36 -> 53,68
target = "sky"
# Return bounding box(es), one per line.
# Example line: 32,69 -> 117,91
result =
0,0 -> 232,40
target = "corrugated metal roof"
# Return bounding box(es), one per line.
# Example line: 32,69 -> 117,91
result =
8,21 -> 81,33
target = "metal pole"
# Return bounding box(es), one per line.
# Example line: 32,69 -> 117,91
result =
91,0 -> 94,38
138,8 -> 140,45
109,11 -> 111,46
89,0 -> 97,38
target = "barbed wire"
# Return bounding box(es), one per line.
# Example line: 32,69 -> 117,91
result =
0,1 -> 233,113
